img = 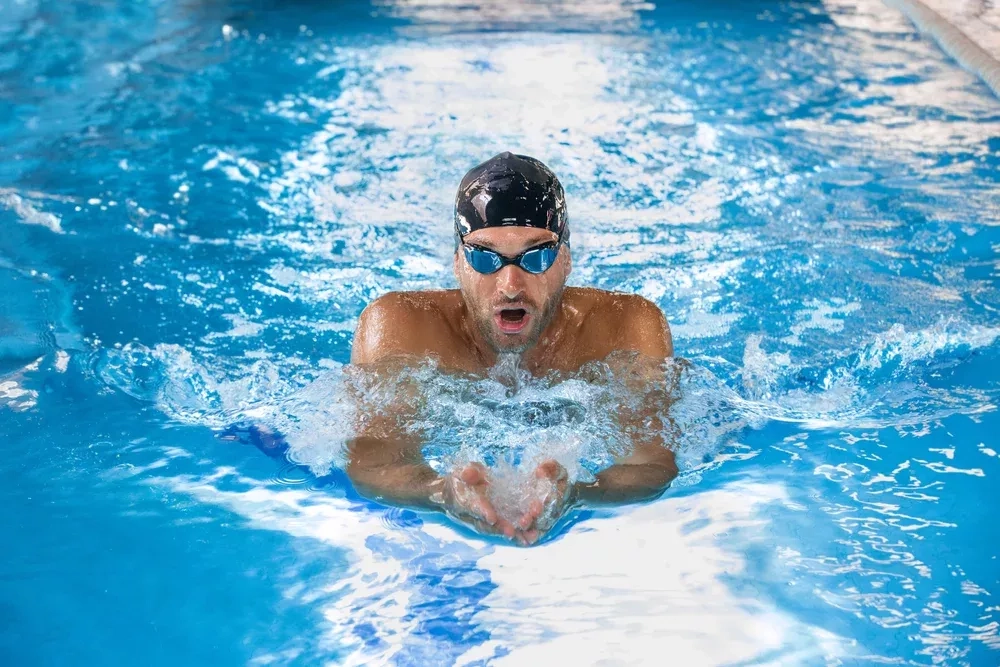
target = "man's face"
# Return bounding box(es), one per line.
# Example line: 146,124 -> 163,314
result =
454,226 -> 571,355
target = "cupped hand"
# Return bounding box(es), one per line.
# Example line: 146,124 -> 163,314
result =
513,459 -> 575,546
442,462 -> 517,539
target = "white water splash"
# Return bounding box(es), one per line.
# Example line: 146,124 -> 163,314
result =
731,318 -> 1000,430
857,318 -> 1000,371
0,190 -> 64,234
95,316 -> 999,484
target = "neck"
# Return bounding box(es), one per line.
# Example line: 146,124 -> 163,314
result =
521,301 -> 568,372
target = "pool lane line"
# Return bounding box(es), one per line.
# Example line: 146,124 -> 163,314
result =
884,0 -> 1000,99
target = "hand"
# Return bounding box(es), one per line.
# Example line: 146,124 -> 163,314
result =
441,462 -> 517,539
513,459 -> 575,546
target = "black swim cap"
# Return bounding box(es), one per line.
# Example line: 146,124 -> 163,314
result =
454,152 -> 568,242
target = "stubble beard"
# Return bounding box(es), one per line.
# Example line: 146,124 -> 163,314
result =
473,283 -> 565,357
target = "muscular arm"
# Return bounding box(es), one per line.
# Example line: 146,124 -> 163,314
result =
575,441 -> 678,505
346,401 -> 506,532
350,292 -> 440,365
346,430 -> 443,512
346,295 -> 507,532
574,296 -> 679,505
347,294 -> 443,509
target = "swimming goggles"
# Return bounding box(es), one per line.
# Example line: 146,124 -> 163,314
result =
462,236 -> 566,275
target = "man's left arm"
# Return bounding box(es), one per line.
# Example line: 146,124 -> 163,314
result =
618,293 -> 673,359
574,295 -> 678,505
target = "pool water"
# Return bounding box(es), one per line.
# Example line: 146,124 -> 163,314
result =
2,0 -> 999,664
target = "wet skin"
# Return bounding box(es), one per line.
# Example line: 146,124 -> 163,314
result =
347,226 -> 678,545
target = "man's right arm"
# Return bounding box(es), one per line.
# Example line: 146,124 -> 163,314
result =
346,294 -> 514,536
346,435 -> 444,512
346,433 -> 506,534
351,291 -> 447,365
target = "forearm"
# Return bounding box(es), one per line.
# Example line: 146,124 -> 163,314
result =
346,437 -> 446,512
573,461 -> 677,505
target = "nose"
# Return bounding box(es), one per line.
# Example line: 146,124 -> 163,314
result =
495,265 -> 526,300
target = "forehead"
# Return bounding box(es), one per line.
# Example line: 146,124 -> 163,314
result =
463,226 -> 557,250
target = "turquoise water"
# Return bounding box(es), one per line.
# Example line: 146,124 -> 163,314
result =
2,0 -> 999,664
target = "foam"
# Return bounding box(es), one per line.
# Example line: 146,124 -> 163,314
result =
95,316 -> 999,490
96,343 -> 356,473
0,189 -> 64,234
729,318 -> 1000,430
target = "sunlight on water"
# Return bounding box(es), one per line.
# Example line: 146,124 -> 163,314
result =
3,0 -> 1000,663
471,482 -> 853,665
96,314 -> 999,492
156,469 -> 851,665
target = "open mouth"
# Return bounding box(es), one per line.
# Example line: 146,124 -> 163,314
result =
495,308 -> 529,335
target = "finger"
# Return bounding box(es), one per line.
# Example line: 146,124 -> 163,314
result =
465,515 -> 509,539
497,518 -> 516,539
530,497 -> 544,516
475,497 -> 498,525
536,459 -> 568,482
523,528 -> 540,545
519,499 -> 544,530
460,464 -> 486,486
535,460 -> 557,479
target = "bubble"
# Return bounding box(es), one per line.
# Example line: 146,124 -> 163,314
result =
92,317 -> 999,500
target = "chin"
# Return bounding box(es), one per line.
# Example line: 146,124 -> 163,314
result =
486,327 -> 536,355
489,336 -> 529,354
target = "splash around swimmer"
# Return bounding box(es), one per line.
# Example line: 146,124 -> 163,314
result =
347,152 -> 678,545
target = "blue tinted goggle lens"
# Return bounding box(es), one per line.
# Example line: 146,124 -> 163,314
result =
464,246 -> 503,273
519,246 -> 558,273
463,244 -> 559,275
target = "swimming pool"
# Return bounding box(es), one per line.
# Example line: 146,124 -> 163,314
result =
2,0 -> 998,663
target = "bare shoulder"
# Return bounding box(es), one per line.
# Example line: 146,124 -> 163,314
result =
567,287 -> 673,359
351,290 -> 458,364
616,292 -> 673,358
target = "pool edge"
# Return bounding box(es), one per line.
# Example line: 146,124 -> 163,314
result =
884,0 -> 1000,99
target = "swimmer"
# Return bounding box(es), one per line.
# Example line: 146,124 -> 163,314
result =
347,152 -> 678,545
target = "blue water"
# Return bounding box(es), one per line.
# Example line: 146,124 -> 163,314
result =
2,0 -> 999,664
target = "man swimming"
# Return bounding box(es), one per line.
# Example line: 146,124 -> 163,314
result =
347,152 -> 678,545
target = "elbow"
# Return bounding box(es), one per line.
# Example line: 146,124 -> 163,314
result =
345,458 -> 374,497
345,458 -> 389,505
656,458 -> 679,486
643,461 -> 679,500
344,437 -> 382,490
